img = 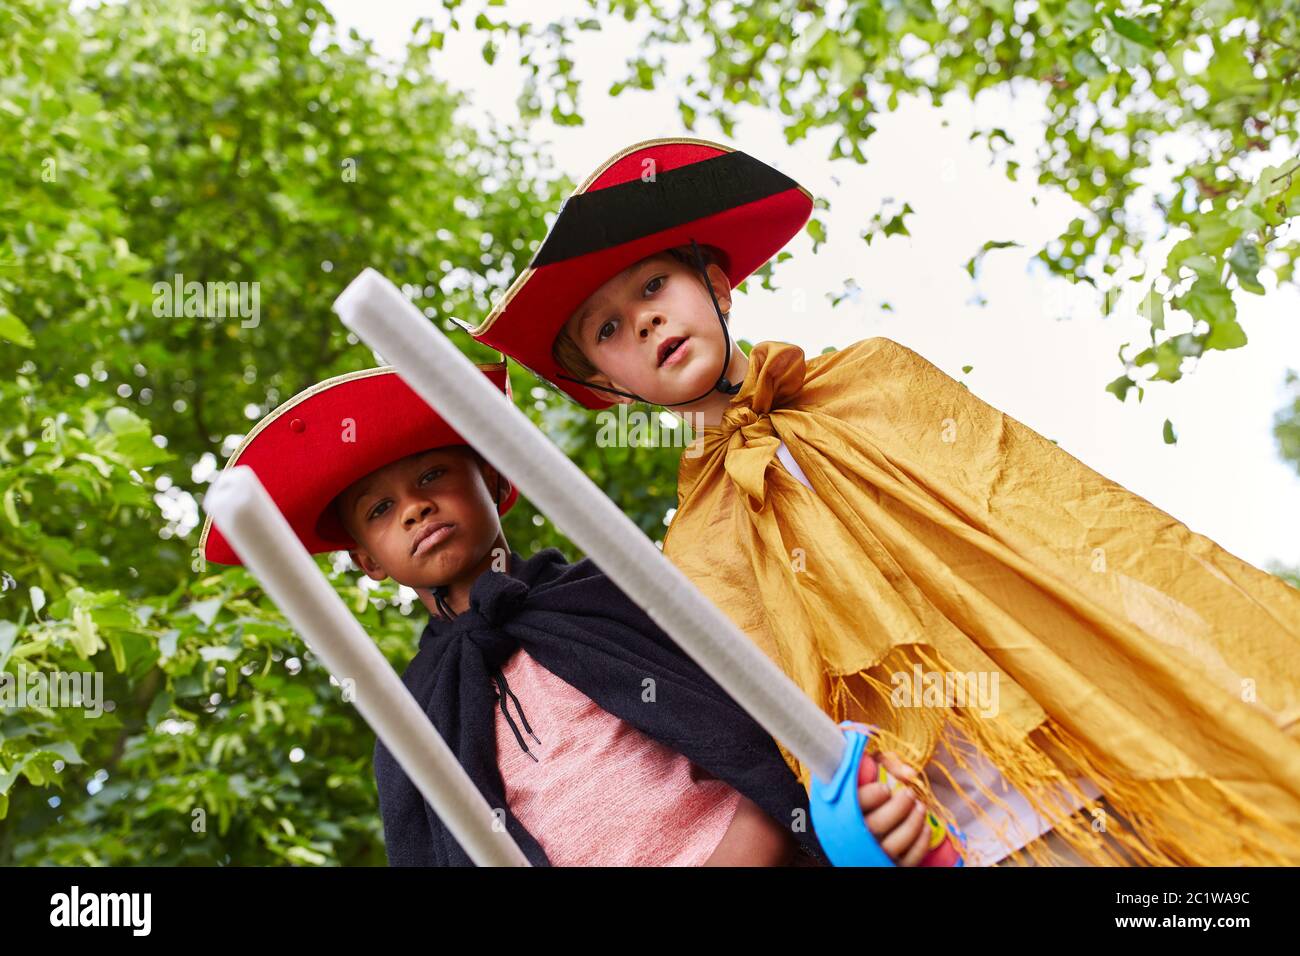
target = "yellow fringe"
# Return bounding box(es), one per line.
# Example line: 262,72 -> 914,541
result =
786,643 -> 1300,866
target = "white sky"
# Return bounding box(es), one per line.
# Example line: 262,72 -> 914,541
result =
323,0 -> 1300,572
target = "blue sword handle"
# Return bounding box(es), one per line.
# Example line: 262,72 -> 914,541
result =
809,721 -> 967,867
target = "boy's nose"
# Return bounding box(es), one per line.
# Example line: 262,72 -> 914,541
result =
402,500 -> 435,526
637,314 -> 664,339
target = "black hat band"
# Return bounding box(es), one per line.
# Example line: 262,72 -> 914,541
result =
530,150 -> 800,268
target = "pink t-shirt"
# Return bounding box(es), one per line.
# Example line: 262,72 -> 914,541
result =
493,648 -> 744,866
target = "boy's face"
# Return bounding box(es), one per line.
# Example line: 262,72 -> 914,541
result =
335,447 -> 507,589
563,251 -> 733,405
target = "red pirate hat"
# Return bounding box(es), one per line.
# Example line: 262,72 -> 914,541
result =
199,363 -> 519,566
467,137 -> 813,409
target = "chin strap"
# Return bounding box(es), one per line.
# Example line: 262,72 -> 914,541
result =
557,238 -> 742,407
429,584 -> 457,621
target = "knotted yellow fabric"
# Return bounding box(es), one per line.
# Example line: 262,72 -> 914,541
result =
663,337 -> 1300,865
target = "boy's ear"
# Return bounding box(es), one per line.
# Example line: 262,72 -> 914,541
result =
584,371 -> 635,405
349,547 -> 389,582
705,262 -> 733,316
478,460 -> 515,507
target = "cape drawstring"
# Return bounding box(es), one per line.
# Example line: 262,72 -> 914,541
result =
557,237 -> 743,407
429,542 -> 540,760
492,665 -> 542,762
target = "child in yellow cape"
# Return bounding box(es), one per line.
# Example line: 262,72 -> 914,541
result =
469,136 -> 1300,866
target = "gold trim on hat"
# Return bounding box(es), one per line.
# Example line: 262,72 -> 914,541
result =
197,359 -> 508,556
466,136 -> 812,338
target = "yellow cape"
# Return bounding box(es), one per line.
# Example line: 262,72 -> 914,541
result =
663,338 -> 1300,865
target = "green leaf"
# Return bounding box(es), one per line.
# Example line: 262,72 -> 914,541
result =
1106,375 -> 1135,402
1162,419 -> 1177,444
104,406 -> 145,434
1134,333 -> 1198,382
146,689 -> 173,729
1191,214 -> 1240,256
105,629 -> 127,673
0,756 -> 32,797
1107,13 -> 1158,48
1062,0 -> 1097,38
807,218 -> 827,248
1228,238 -> 1265,294
1139,288 -> 1165,330
0,312 -> 35,348
184,598 -> 224,629
1164,238 -> 1201,281
37,739 -> 84,766
1173,275 -> 1236,331
882,203 -> 914,238
1204,316 -> 1247,351
965,240 -> 1021,280
199,641 -> 241,662
1227,203 -> 1265,232
285,845 -> 329,866
1104,30 -> 1150,68
1072,49 -> 1106,79
3,487 -> 20,528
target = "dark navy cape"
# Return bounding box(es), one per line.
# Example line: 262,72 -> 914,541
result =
372,547 -> 829,866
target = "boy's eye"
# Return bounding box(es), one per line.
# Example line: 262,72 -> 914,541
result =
645,275 -> 665,294
364,468 -> 444,520
596,318 -> 619,343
